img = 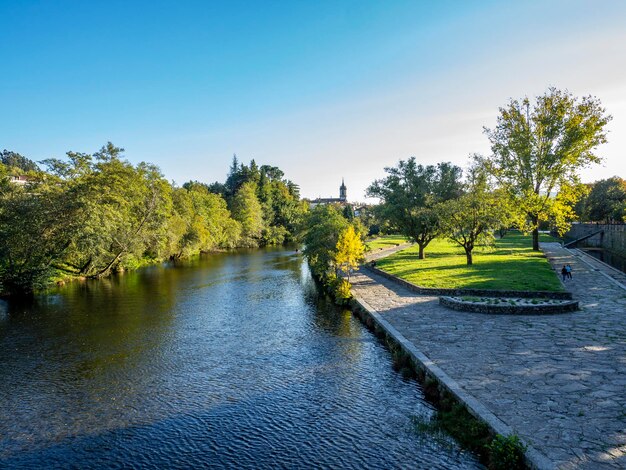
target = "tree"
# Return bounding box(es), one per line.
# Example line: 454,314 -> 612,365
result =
334,225 -> 365,280
342,204 -> 355,221
302,205 -> 351,279
585,177 -> 626,223
367,158 -> 463,259
169,185 -> 242,258
1,150 -> 39,172
0,144 -> 306,293
482,87 -> 611,250
0,175 -> 82,295
231,181 -> 264,246
43,143 -> 173,278
438,164 -> 508,265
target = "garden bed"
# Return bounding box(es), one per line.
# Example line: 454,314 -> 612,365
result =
440,296 -> 578,315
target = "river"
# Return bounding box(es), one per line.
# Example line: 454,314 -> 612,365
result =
0,248 -> 480,469
580,248 -> 626,274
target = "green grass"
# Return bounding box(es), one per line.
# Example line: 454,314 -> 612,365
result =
376,232 -> 563,291
366,234 -> 410,250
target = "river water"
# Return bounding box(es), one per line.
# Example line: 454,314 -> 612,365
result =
0,248 -> 480,469
581,248 -> 626,274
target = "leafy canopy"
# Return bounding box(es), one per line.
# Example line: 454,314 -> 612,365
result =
438,163 -> 509,265
335,225 -> 365,279
367,158 -> 462,258
481,87 -> 611,249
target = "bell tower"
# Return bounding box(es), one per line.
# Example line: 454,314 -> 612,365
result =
339,178 -> 347,202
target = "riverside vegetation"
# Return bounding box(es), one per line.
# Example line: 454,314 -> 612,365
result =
301,204 -> 366,304
0,146 -> 307,296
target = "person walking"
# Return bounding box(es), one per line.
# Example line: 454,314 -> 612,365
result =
566,264 -> 573,279
561,265 -> 568,282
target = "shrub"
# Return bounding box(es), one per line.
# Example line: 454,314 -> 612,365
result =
488,434 -> 527,470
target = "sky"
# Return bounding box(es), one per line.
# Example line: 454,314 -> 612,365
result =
1,0 -> 625,202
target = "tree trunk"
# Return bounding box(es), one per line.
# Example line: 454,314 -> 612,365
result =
94,251 -> 124,278
465,248 -> 473,265
531,215 -> 540,251
418,243 -> 425,259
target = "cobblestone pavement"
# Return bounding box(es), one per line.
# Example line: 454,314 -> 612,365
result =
351,242 -> 626,470
365,243 -> 413,262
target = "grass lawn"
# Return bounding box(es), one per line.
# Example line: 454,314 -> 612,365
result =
375,232 -> 563,291
366,234 -> 410,250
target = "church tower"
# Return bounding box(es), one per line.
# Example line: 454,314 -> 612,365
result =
339,178 -> 347,202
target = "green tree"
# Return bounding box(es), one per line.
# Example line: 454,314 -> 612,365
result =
367,158 -> 463,259
43,143 -> 173,278
0,175 -> 81,295
438,164 -> 508,265
302,205 -> 351,279
231,181 -> 264,247
342,204 -> 355,221
482,87 -> 611,250
0,145 -> 305,293
169,185 -> 241,258
493,187 -> 524,238
585,177 -> 626,223
1,150 -> 39,172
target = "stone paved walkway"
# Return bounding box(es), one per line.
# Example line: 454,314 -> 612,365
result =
351,242 -> 626,470
365,242 -> 413,262
567,248 -> 626,291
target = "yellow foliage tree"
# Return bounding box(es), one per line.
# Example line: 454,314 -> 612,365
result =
334,225 -> 365,281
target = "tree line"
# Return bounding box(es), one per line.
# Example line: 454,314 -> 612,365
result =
1,88 -> 618,297
367,87 -> 613,265
0,144 -> 307,296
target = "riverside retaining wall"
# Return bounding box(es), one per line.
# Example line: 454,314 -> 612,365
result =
349,295 -> 550,470
565,223 -> 626,254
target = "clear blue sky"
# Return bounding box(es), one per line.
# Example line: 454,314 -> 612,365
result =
2,0 -> 626,201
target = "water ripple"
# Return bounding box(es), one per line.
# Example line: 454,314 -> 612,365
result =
0,248 -> 481,469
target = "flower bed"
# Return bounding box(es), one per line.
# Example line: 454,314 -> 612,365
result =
440,296 -> 578,315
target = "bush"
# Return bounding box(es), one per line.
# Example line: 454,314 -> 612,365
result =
488,434 -> 527,470
327,274 -> 352,304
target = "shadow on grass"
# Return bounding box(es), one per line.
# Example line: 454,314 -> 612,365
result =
375,235 -> 562,291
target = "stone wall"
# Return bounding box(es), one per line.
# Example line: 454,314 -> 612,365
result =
565,223 -> 626,254
439,296 -> 579,315
348,296 -> 547,469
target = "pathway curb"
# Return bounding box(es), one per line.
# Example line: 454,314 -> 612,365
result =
350,292 -> 554,470
364,264 -> 572,300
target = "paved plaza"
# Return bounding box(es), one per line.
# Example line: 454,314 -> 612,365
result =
354,243 -> 626,469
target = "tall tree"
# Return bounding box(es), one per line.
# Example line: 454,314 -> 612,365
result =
482,87 -> 611,250
43,143 -> 173,278
231,181 -> 264,247
585,177 -> 626,223
302,205 -> 351,279
169,185 -> 241,258
0,150 -> 39,172
0,175 -> 81,294
367,158 -> 463,259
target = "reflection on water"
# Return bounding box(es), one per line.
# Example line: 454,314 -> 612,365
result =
0,248 -> 480,469
582,248 -> 626,274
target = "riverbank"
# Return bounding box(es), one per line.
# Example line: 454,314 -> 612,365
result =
1,246 -> 295,299
349,242 -> 626,469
